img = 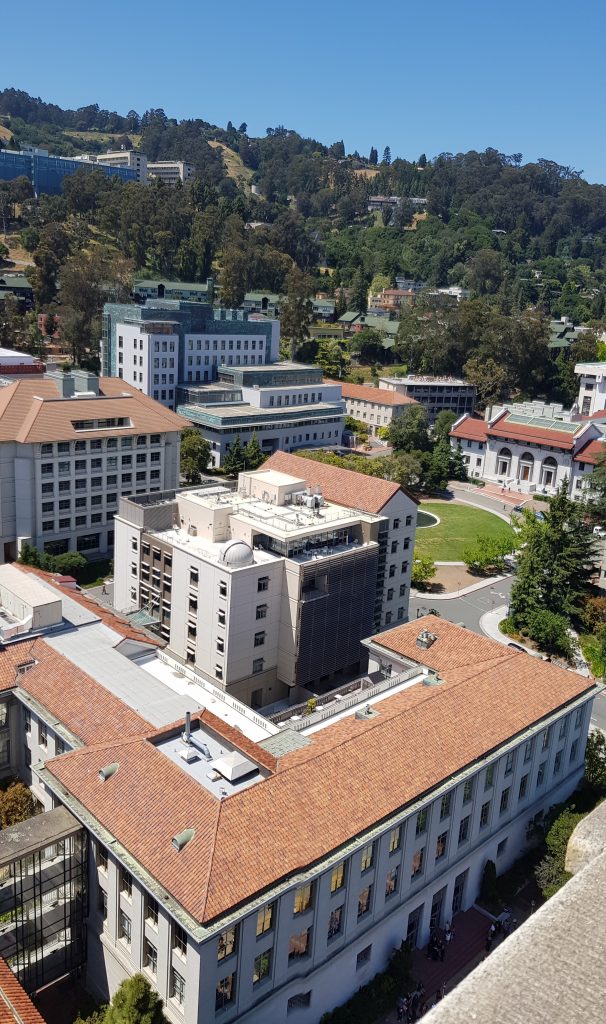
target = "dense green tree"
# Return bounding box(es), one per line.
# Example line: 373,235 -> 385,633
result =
223,435 -> 245,476
388,406 -> 430,453
280,267 -> 314,360
180,428 -> 212,483
0,782 -> 36,829
463,355 -> 508,409
316,339 -> 350,379
243,432 -> 265,470
104,975 -> 166,1024
433,410 -> 457,443
411,554 -> 436,588
585,730 -> 606,792
349,270 -> 369,313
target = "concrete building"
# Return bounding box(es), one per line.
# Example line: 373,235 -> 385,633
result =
0,147 -> 137,196
133,279 -> 215,304
574,361 -> 606,417
263,451 -> 417,631
330,379 -> 417,435
101,300 -> 279,411
0,370 -> 186,561
0,588 -> 596,1022
93,149 -> 148,183
177,365 -> 345,467
114,466 -> 395,705
379,375 -> 477,424
0,347 -> 45,379
368,289 -> 416,313
148,161 -> 195,185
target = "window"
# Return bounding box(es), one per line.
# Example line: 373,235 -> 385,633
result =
500,787 -> 510,814
289,928 -> 311,961
254,631 -> 265,647
356,945 -> 372,969
38,722 -> 47,749
559,716 -> 569,740
570,738 -> 579,763
541,727 -> 551,751
24,709 -> 31,734
330,863 -> 345,892
440,793 -> 451,820
389,564 -> 396,578
480,801 -> 491,829
435,831 -> 448,860
256,604 -> 267,620
485,765 -> 494,790
458,815 -> 470,845
519,774 -> 529,800
385,865 -> 399,898
524,738 -> 534,763
389,825 -> 401,853
256,903 -> 274,936
253,949 -> 272,986
97,846 -> 108,873
415,808 -> 428,836
98,888 -> 107,922
497,838 -> 508,858
144,939 -> 157,976
327,905 -> 343,939
575,707 -> 584,729
173,923 -> 187,957
463,778 -> 474,803
120,869 -> 132,899
360,842 -> 374,871
258,576 -> 269,592
391,540 -> 398,553
146,896 -> 158,927
554,749 -> 563,775
411,847 -> 425,878
252,658 -> 264,674
357,885 -> 372,919
119,910 -> 131,946
293,883 -> 312,914
504,751 -> 515,776
286,991 -> 309,1015
171,968 -> 185,1008
537,762 -> 546,787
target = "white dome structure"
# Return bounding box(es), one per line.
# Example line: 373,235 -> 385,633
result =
219,539 -> 255,568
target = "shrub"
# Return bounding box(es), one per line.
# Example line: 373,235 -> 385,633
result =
585,729 -> 606,793
525,609 -> 574,658
535,806 -> 586,899
499,616 -> 516,636
0,782 -> 36,829
411,554 -> 436,588
579,594 -> 606,633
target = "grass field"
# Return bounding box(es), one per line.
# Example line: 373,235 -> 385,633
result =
208,141 -> 254,189
414,501 -> 514,561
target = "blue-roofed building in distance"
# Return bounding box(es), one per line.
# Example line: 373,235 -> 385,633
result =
0,146 -> 137,196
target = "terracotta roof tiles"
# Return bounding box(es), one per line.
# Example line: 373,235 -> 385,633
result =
450,416 -> 489,442
0,958 -> 47,1024
573,438 -> 606,466
326,379 -> 417,406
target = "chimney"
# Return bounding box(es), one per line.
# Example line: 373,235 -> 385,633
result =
184,711 -> 191,743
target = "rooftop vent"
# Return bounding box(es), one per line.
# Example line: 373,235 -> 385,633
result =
98,762 -> 119,781
416,629 -> 438,650
172,828 -> 195,852
355,703 -> 380,721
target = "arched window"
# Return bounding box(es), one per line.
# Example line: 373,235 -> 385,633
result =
541,456 -> 558,488
518,452 -> 534,482
497,447 -> 512,477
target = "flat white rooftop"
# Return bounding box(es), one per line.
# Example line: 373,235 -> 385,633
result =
155,722 -> 266,800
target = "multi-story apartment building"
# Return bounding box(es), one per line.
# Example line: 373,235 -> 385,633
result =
148,161 -> 195,185
114,466 -> 395,705
101,301 -> 279,411
329,379 -> 418,436
0,575 -> 595,1023
92,150 -> 148,183
177,365 -> 345,466
0,370 -> 186,562
0,147 -> 137,196
379,375 -> 477,424
264,451 -> 417,631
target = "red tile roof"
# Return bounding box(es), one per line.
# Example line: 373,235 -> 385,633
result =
573,438 -> 606,465
327,380 -> 417,406
263,451 -> 418,512
0,638 -> 152,745
450,416 -> 488,442
579,409 -> 606,421
44,617 -> 596,925
0,958 -> 46,1024
487,414 -> 578,451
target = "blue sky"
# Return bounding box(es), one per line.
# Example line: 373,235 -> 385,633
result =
3,0 -> 606,180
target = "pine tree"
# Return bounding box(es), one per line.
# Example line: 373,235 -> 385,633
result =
104,975 -> 165,1024
223,435 -> 245,476
244,433 -> 265,470
350,269 -> 368,313
382,146 -> 392,165
451,440 -> 468,481
369,147 -> 378,165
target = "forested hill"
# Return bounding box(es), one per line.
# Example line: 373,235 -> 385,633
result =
2,86 -> 606,328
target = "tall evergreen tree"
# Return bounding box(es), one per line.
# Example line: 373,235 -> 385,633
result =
280,267 -> 314,360
369,147 -> 378,165
223,435 -> 245,476
243,432 -> 265,470
382,146 -> 392,165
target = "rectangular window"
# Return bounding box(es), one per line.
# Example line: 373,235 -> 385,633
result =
524,738 -> 534,763
463,778 -> 474,803
389,825 -> 401,853
293,883 -> 312,914
411,847 -> 425,878
541,727 -> 551,751
360,842 -> 374,871
327,905 -> 343,939
575,707 -> 584,729
288,928 -> 311,961
97,846 -> 108,873
38,722 -> 47,748
119,910 -> 131,946
120,869 -> 132,899
171,968 -> 185,1008
554,749 -> 563,775
500,787 -> 511,814
144,939 -> 157,976
173,923 -> 187,957
99,888 -> 107,921
258,576 -> 269,592
254,631 -> 265,647
256,903 -> 274,936
415,808 -> 428,836
440,793 -> 451,820
256,604 -> 267,620
485,765 -> 494,790
330,863 -> 345,892
24,709 -> 31,734
385,865 -> 399,898
253,948 -> 272,986
519,774 -> 529,800
559,716 -> 569,740
570,738 -> 579,763
146,896 -> 158,927
357,885 -> 372,919
480,800 -> 491,829
537,762 -> 546,787
356,945 -> 372,969
458,815 -> 470,845
435,830 -> 448,860
252,658 -> 264,674
504,751 -> 515,776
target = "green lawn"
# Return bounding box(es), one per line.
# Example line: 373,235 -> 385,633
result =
414,501 -> 514,561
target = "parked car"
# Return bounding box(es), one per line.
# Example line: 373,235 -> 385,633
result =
507,642 -> 526,653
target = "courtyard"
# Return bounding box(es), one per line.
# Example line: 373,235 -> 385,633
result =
414,500 -> 515,562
